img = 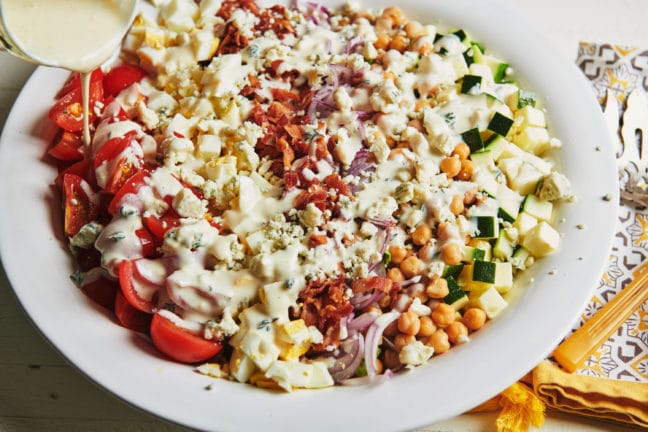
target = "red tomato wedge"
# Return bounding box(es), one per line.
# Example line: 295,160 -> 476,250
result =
143,215 -> 182,241
63,173 -> 99,237
48,130 -> 84,161
56,69 -> 104,99
118,259 -> 160,313
80,275 -> 118,311
107,168 -> 150,215
103,64 -> 147,97
55,159 -> 93,190
93,132 -> 141,194
115,291 -> 152,333
49,77 -> 104,132
136,226 -> 157,258
150,312 -> 222,363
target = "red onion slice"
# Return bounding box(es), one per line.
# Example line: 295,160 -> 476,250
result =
364,311 -> 400,378
329,333 -> 365,382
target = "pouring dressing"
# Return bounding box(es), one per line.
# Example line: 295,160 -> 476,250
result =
0,0 -> 139,144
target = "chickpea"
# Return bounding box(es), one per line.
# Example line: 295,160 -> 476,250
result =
463,307 -> 487,331
426,299 -> 442,311
449,195 -> 465,215
431,303 -> 456,327
389,34 -> 409,52
440,242 -> 462,265
436,222 -> 450,241
397,310 -> 421,336
464,187 -> 478,205
400,255 -> 423,279
411,224 -> 432,246
440,156 -> 461,178
378,293 -> 392,309
375,16 -> 394,32
418,316 -> 436,337
387,267 -> 405,283
373,33 -> 391,50
407,282 -> 428,303
451,143 -> 471,160
404,21 -> 425,39
457,159 -> 475,181
426,275 -> 449,299
417,242 -> 435,261
394,333 -> 415,352
427,329 -> 450,354
389,245 -> 408,265
383,349 -> 401,370
382,6 -> 405,25
446,321 -> 469,345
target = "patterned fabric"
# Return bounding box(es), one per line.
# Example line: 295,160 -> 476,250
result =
568,43 -> 648,382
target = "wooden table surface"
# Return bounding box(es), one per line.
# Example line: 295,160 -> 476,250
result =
1,1 -> 646,431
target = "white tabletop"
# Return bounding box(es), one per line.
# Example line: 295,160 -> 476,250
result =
1,1 -> 646,431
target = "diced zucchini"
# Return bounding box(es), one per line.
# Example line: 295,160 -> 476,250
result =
513,126 -> 551,155
470,148 -> 494,167
493,231 -> 515,260
517,90 -> 536,109
456,264 -> 489,293
484,134 -> 508,161
515,105 -> 546,128
487,112 -> 514,136
444,276 -> 469,310
461,74 -> 482,95
482,54 -> 509,82
497,184 -> 523,222
510,247 -> 532,270
473,260 -> 496,283
461,127 -> 484,152
470,286 -> 508,318
522,195 -> 553,221
468,239 -> 492,260
494,262 -> 513,293
473,216 -> 499,239
443,263 -> 465,279
472,169 -> 499,198
521,221 -> 560,257
513,212 -> 538,238
462,245 -> 485,263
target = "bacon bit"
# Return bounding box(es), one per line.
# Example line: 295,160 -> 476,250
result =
256,5 -> 295,39
216,0 -> 259,20
216,23 -> 249,55
283,124 -> 302,140
267,101 -> 292,123
323,173 -> 352,197
271,88 -> 300,103
277,137 -> 295,170
172,131 -> 185,138
298,276 -> 353,352
294,184 -> 328,210
308,234 -> 328,247
283,171 -> 300,190
351,276 -> 393,294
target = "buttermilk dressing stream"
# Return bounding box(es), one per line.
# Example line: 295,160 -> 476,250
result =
1,0 -> 136,143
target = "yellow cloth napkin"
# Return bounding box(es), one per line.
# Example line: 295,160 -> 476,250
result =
533,360 -> 648,429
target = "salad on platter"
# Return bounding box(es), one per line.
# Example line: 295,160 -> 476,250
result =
47,0 -> 572,392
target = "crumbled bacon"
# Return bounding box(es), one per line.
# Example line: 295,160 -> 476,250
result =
216,0 -> 259,20
256,5 -> 295,39
297,276 -> 352,352
308,234 -> 328,247
216,23 -> 250,55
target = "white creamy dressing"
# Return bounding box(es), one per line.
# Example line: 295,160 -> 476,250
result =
1,0 -> 136,144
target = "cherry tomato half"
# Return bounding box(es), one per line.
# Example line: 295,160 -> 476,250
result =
49,78 -> 104,132
103,64 -> 147,98
63,173 -> 98,237
118,259 -> 160,313
115,290 -> 152,333
150,312 -> 222,363
107,169 -> 150,215
48,130 -> 84,161
93,132 -> 142,194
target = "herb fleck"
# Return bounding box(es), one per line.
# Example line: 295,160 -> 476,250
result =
108,231 -> 126,241
257,317 -> 278,331
69,270 -> 84,287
